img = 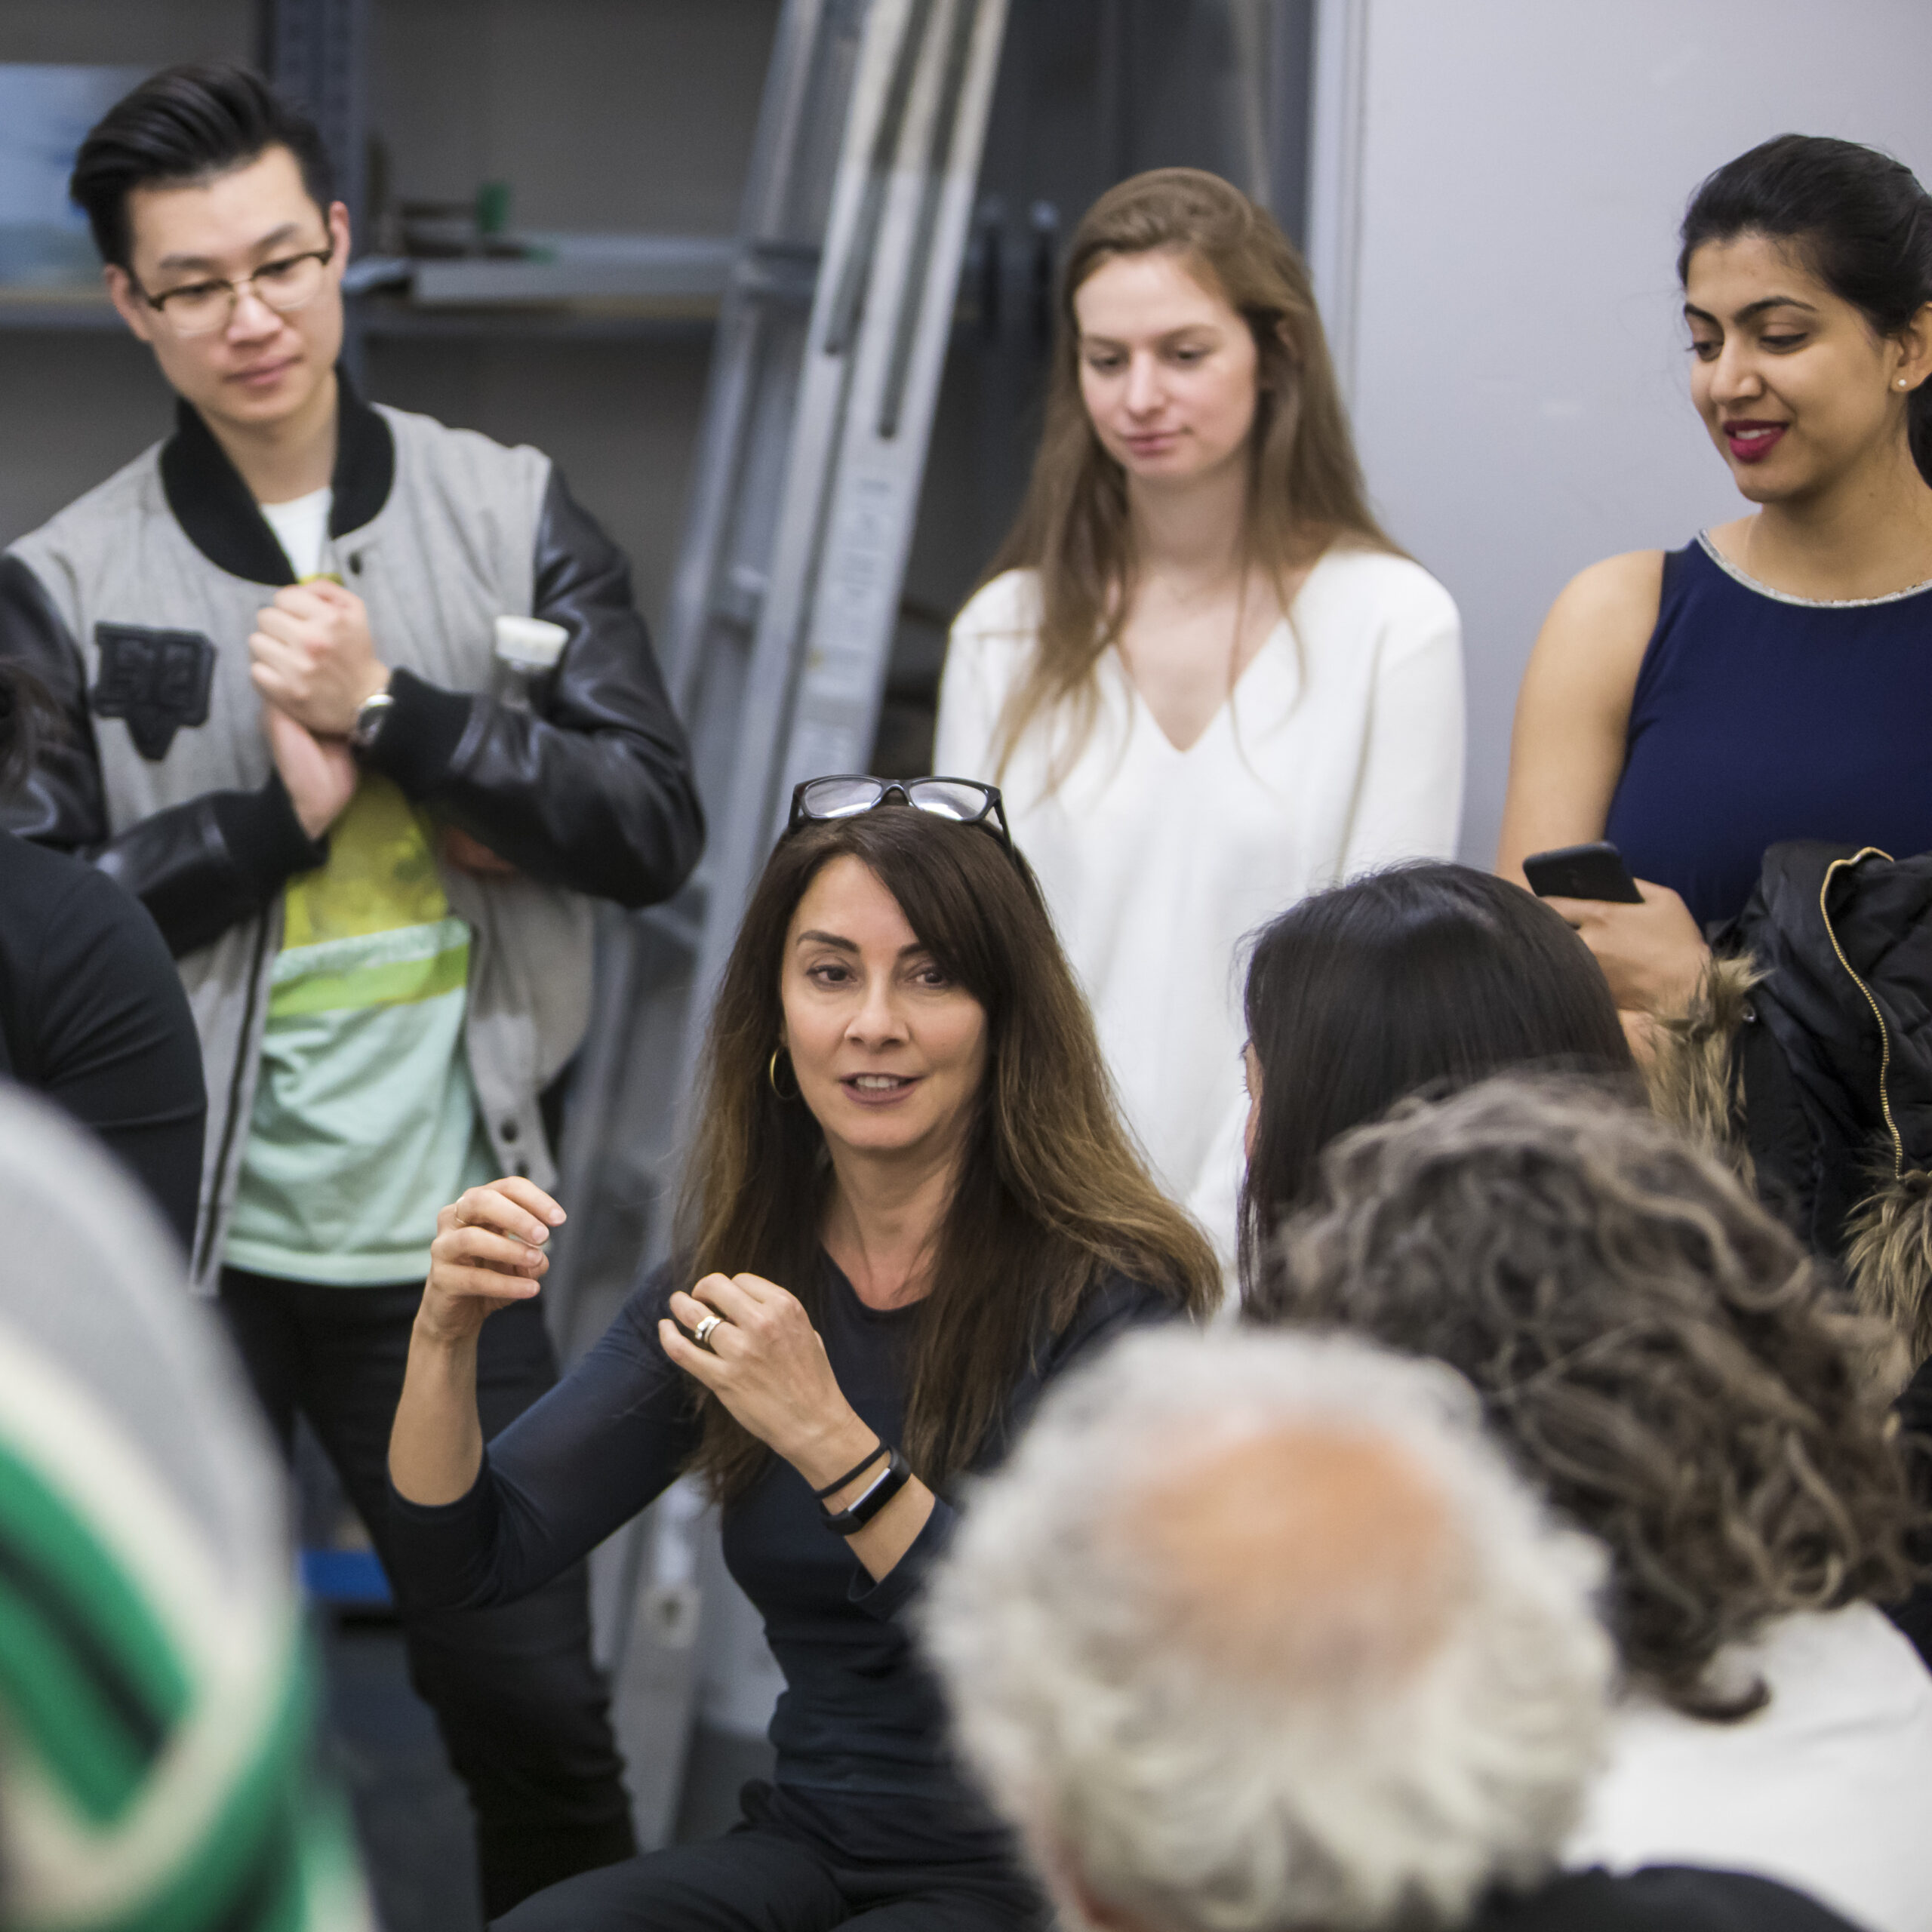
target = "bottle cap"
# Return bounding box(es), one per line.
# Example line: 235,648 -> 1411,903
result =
494,615 -> 570,669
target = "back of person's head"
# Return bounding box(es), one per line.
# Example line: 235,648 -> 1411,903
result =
1254,1075 -> 1919,1718
70,63 -> 335,271
681,801 -> 1218,1503
1238,864 -> 1635,1284
983,167 -> 1392,774
0,1087 -> 368,1930
1678,134 -> 1932,486
926,1326 -> 1614,1932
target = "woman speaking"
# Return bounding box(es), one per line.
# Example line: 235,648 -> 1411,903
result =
386,777 -> 1217,1932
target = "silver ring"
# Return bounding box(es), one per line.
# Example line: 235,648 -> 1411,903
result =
692,1312 -> 724,1350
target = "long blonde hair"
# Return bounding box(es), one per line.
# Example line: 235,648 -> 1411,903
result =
983,167 -> 1397,777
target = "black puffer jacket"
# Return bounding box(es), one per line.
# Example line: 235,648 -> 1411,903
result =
1716,841 -> 1932,1289
1649,839 -> 1932,1661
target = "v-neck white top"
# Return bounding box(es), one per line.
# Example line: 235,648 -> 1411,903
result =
935,549 -> 1464,1260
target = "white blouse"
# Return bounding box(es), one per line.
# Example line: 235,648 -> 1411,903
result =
934,549 -> 1464,1261
1566,1604 -> 1932,1932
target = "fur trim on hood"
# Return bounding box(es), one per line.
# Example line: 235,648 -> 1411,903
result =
1641,952 -> 1761,1188
1845,1170 -> 1932,1377
1642,951 -> 1932,1378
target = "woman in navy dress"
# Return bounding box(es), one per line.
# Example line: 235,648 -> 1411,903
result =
1498,135 -> 1932,1034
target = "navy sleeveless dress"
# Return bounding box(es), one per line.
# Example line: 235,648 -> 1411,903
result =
1603,534 -> 1932,929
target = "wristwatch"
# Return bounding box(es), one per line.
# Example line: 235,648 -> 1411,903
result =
350,687 -> 395,754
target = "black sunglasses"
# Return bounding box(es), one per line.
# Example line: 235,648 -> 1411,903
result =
786,775 -> 1015,854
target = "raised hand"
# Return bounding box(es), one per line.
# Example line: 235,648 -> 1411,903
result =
418,1177 -> 568,1348
660,1273 -> 877,1489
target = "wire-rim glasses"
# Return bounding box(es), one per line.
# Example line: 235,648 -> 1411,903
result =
787,775 -> 1014,854
133,245 -> 337,338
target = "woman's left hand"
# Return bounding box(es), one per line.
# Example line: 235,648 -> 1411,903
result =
660,1274 -> 876,1487
1543,878 -> 1710,1019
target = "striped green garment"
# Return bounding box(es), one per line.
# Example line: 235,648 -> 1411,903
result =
0,1094 -> 372,1932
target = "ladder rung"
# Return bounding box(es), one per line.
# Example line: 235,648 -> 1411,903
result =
734,241 -> 823,303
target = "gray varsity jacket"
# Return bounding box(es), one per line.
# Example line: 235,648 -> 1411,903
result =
0,382 -> 703,1285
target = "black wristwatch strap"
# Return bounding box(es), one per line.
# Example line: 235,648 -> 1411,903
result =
821,1448 -> 912,1536
812,1440 -> 888,1500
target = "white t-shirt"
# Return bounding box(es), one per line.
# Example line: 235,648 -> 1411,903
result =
259,485 -> 334,580
934,552 -> 1464,1263
1567,1604 -> 1932,1932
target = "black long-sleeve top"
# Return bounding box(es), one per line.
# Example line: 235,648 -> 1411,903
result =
0,828 -> 205,1248
389,1255 -> 1177,1869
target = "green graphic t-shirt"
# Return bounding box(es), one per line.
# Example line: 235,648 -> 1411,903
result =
226,774 -> 491,1285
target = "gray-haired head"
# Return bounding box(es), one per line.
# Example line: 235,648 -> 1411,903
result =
923,1327 -> 1613,1932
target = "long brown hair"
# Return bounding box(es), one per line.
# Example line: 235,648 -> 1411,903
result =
677,806 -> 1220,1504
981,166 -> 1398,777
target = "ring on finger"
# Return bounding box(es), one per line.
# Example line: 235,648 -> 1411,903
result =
692,1312 -> 726,1351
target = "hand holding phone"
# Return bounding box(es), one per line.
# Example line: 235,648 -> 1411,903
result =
1521,841 -> 1643,905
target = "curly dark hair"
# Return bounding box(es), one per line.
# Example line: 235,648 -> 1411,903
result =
1247,1075 -> 1921,1719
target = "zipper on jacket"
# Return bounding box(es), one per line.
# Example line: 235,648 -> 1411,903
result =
192,915 -> 274,1282
1819,848 -> 1904,1178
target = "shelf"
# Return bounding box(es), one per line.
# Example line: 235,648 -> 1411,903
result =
0,285 -> 119,331
0,283 -> 718,341
0,232 -> 733,339
358,297 -> 719,342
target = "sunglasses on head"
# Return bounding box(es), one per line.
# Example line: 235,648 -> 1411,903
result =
786,775 -> 1015,856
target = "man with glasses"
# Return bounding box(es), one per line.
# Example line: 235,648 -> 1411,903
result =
0,63 -> 703,1917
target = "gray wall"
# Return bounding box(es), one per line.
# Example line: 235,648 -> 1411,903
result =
1319,0 -> 1932,869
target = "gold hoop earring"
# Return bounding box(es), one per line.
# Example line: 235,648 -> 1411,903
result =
768,1048 -> 799,1102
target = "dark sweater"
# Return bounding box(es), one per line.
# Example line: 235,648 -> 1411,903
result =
0,828 -> 205,1249
1478,1865 -> 1861,1929
389,1254 -> 1178,1869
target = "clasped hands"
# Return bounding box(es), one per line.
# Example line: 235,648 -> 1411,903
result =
249,580 -> 385,839
248,581 -> 516,874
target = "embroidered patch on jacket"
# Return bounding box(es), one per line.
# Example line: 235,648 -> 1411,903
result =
91,623 -> 217,760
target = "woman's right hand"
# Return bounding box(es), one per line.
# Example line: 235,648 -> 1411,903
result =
417,1177 -> 567,1347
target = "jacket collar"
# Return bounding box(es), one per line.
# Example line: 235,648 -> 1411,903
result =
158,371 -> 395,585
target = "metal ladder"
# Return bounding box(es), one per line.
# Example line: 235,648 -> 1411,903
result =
546,0 -> 1011,1848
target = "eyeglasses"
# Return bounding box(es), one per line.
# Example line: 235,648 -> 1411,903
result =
787,775 -> 1014,854
134,245 -> 337,338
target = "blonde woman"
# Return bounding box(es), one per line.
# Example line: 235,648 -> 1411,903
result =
935,168 -> 1463,1263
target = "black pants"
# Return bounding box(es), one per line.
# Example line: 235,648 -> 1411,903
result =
494,1793 -> 1048,1932
220,1269 -> 637,1918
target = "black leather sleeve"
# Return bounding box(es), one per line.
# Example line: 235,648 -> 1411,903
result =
0,552 -> 326,958
361,469 -> 704,909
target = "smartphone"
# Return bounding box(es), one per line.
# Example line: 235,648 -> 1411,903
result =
1521,841 -> 1643,905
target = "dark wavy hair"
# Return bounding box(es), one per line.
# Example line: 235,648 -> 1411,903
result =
1238,864 -> 1635,1291
71,64 -> 335,271
678,804 -> 1220,1505
1248,1075 -> 1920,1719
1680,133 -> 1932,487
